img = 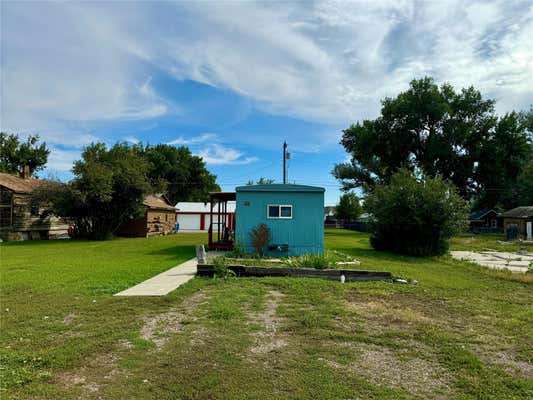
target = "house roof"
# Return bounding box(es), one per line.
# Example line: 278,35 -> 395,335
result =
236,184 -> 325,193
143,195 -> 176,211
0,172 -> 47,193
209,191 -> 236,201
469,209 -> 498,221
176,201 -> 236,213
499,206 -> 533,219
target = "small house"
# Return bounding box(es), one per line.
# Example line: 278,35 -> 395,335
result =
0,172 -> 69,241
469,209 -> 502,233
499,206 -> 533,240
234,184 -> 325,256
116,194 -> 177,237
176,201 -> 235,232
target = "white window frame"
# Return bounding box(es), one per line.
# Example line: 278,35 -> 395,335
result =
267,204 -> 293,219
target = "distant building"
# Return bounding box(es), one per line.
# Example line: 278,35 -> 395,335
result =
0,172 -> 69,241
324,206 -> 336,220
499,206 -> 533,240
469,209 -> 502,233
175,201 -> 235,232
116,194 -> 176,237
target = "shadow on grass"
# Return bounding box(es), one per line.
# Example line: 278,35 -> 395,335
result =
146,245 -> 197,257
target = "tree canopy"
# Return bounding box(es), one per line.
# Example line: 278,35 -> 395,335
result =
333,77 -> 532,209
140,144 -> 220,204
246,177 -> 275,185
334,192 -> 362,221
0,133 -> 50,176
52,143 -> 151,240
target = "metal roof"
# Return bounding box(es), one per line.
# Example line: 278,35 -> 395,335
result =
236,184 -> 325,193
499,206 -> 533,219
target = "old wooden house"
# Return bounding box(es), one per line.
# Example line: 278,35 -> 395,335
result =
0,172 -> 69,241
468,209 -> 503,233
499,206 -> 533,240
116,194 -> 177,237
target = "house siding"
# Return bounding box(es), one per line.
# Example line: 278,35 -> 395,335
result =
503,217 -> 533,239
235,189 -> 324,256
0,187 -> 69,241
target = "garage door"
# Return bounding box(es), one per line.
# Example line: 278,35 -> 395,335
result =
178,214 -> 200,230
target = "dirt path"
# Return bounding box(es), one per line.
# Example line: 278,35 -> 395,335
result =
248,290 -> 287,355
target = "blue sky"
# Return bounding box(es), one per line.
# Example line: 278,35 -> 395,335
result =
1,1 -> 532,205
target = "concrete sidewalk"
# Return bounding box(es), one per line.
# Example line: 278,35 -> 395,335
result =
114,257 -> 198,296
450,251 -> 532,273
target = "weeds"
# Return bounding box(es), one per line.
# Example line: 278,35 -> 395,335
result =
212,256 -> 236,279
282,251 -> 355,269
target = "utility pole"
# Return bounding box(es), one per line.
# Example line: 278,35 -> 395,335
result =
283,141 -> 287,184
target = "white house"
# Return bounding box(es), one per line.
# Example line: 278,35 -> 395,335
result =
175,201 -> 236,231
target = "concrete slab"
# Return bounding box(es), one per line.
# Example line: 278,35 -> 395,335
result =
115,257 -> 198,297
450,251 -> 530,273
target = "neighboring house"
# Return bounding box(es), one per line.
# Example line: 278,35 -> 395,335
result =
469,209 -> 503,233
175,201 -> 235,232
324,206 -> 336,221
356,213 -> 370,223
0,172 -> 69,241
116,194 -> 176,237
499,206 -> 533,240
234,184 -> 325,256
324,206 -> 337,227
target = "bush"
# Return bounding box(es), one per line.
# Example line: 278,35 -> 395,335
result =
212,256 -> 235,279
365,169 -> 468,256
225,242 -> 248,258
284,254 -> 328,269
249,223 -> 271,256
283,251 -> 353,269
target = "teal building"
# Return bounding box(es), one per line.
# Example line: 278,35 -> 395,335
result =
235,184 -> 325,256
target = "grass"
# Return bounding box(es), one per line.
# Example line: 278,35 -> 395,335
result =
450,233 -> 533,252
1,229 -> 532,399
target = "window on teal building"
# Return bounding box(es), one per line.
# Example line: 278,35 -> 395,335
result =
268,204 -> 292,219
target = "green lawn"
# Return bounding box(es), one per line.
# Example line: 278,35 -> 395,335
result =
1,230 -> 532,399
450,233 -> 533,252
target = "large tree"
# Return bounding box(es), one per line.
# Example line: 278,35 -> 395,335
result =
53,143 -> 151,240
140,144 -> 220,204
335,192 -> 362,221
333,77 -> 532,208
0,133 -> 50,176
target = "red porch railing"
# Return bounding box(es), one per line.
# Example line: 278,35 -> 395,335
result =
207,191 -> 236,251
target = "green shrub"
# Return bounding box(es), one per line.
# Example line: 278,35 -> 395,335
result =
225,242 -> 248,258
365,169 -> 469,256
211,256 -> 235,279
284,253 -> 328,269
282,251 -> 355,269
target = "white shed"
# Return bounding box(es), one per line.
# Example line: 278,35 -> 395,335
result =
175,201 -> 236,231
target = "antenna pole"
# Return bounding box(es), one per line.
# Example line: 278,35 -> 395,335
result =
283,141 -> 287,184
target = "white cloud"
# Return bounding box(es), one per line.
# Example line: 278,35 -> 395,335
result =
123,136 -> 140,144
197,144 -> 258,165
1,0 -> 532,137
46,149 -> 82,172
1,2 -> 168,136
40,132 -> 100,148
168,133 -> 216,145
